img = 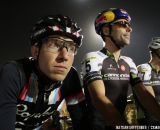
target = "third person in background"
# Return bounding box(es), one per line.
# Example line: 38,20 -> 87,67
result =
136,37 -> 160,125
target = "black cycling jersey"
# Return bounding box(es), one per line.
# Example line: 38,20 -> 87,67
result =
136,63 -> 160,125
0,58 -> 87,130
81,48 -> 138,129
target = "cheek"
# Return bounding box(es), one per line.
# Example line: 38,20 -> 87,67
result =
68,56 -> 74,66
38,51 -> 56,71
111,29 -> 118,36
112,31 -> 120,40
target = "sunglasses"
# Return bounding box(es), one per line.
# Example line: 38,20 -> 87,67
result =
42,36 -> 77,55
111,21 -> 131,28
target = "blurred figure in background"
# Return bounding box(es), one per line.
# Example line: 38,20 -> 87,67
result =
136,37 -> 160,125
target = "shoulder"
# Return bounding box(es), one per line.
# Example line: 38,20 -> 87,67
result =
81,51 -> 107,74
120,56 -> 136,67
0,60 -> 23,97
81,51 -> 107,67
137,63 -> 152,81
82,51 -> 107,62
121,56 -> 134,63
0,62 -> 19,86
1,61 -> 20,75
1,57 -> 34,85
2,57 -> 34,72
137,63 -> 151,72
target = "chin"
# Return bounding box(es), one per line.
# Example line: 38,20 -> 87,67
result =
124,40 -> 130,45
124,43 -> 129,46
50,74 -> 67,81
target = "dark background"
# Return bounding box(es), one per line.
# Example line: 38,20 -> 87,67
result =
0,0 -> 160,73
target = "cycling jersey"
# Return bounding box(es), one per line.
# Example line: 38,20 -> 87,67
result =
81,48 -> 138,128
0,58 -> 87,130
136,63 -> 160,125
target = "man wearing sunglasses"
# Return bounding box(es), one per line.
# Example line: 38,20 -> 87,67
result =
81,8 -> 160,129
0,14 -> 88,130
136,37 -> 160,125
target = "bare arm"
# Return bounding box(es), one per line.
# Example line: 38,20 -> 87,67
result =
88,80 -> 127,126
133,82 -> 160,120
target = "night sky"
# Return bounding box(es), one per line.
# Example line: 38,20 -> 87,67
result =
1,0 -> 160,73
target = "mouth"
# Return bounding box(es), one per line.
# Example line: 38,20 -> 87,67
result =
124,33 -> 130,37
53,65 -> 68,72
124,35 -> 130,38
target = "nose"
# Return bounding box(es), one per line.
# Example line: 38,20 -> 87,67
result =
58,47 -> 69,60
126,26 -> 132,32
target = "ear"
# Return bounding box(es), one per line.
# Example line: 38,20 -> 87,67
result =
31,46 -> 39,59
102,26 -> 110,36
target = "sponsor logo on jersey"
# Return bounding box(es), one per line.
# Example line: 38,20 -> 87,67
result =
17,104 -> 55,119
108,64 -> 116,71
16,103 -> 57,127
102,73 -> 129,80
120,65 -> 126,71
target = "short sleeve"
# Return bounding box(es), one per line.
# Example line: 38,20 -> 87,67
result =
81,51 -> 106,85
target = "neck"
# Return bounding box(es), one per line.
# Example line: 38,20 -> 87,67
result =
104,38 -> 121,62
35,63 -> 58,90
150,58 -> 160,72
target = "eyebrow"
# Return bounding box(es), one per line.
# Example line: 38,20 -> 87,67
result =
48,36 -> 74,42
112,20 -> 129,24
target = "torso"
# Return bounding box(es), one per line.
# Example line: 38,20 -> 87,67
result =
137,63 -> 160,124
138,63 -> 160,103
82,48 -> 137,121
0,58 -> 84,129
15,60 -> 63,129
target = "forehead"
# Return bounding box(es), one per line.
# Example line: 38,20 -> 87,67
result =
48,35 -> 74,41
114,19 -> 130,23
